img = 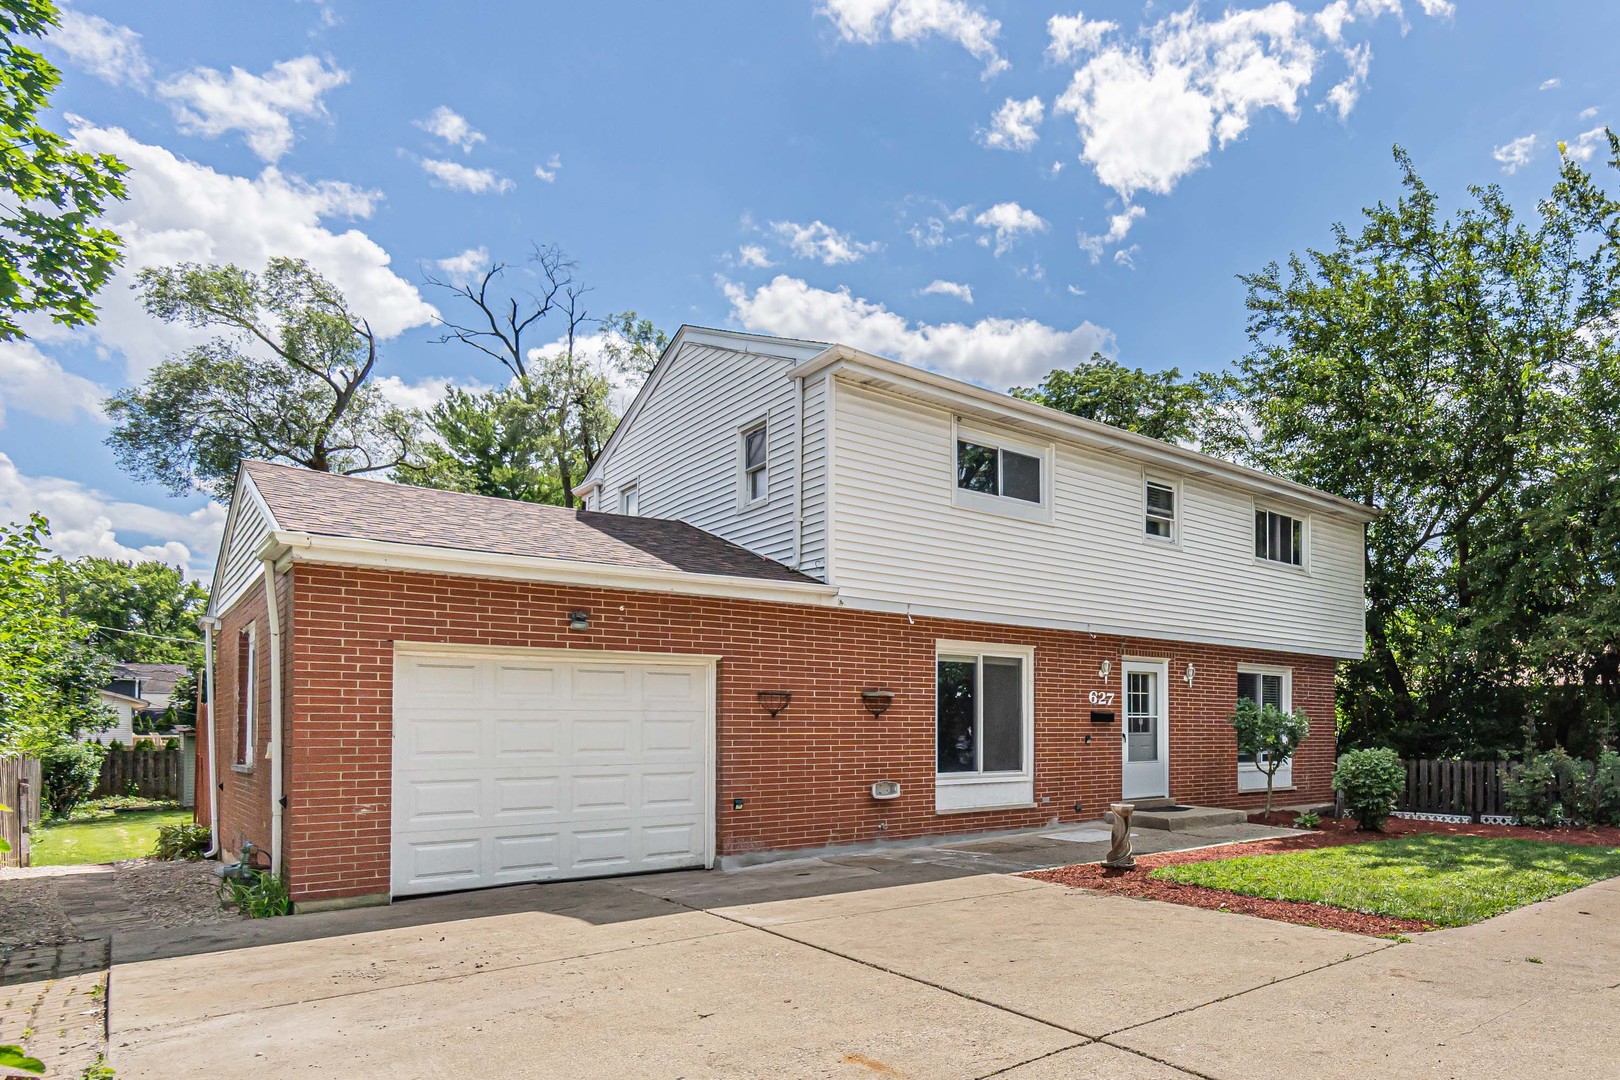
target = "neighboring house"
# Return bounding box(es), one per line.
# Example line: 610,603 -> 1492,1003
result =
88,663 -> 190,744
202,326 -> 1374,911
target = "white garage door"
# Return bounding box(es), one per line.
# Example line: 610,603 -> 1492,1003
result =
391,649 -> 713,897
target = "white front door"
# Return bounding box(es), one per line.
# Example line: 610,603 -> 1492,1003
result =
1121,660 -> 1169,800
391,647 -> 714,897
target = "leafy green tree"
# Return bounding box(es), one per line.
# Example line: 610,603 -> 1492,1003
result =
1230,699 -> 1310,813
0,0 -> 128,341
397,380 -> 567,504
0,515 -> 112,756
104,258 -> 422,500
423,244 -> 666,505
163,668 -> 201,728
1012,354 -> 1235,446
1236,139 -> 1620,756
52,557 -> 208,664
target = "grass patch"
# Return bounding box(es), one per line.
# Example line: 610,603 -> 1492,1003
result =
1150,834 -> 1620,927
31,809 -> 192,866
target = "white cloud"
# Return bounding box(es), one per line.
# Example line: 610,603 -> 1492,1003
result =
533,154 -> 562,182
979,96 -> 1044,151
1563,127 -> 1608,164
770,219 -> 879,265
62,120 -> 435,378
1077,203 -> 1144,263
414,106 -> 485,152
0,340 -> 106,426
48,9 -> 151,86
724,275 -> 1111,389
1321,43 -> 1372,120
0,452 -> 225,580
973,201 -> 1047,255
433,246 -> 489,283
1066,284 -> 1086,296
737,244 -> 774,268
818,0 -> 1008,78
1112,244 -> 1139,269
922,279 -> 974,303
1539,77 -> 1562,91
1415,0 -> 1454,17
158,55 -> 349,163
1046,12 -> 1117,62
1314,0 -> 1354,41
1579,107 -> 1599,121
419,157 -> 515,194
1493,133 -> 1538,173
373,374 -> 488,413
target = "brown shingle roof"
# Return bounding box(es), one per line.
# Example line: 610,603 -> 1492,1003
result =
242,461 -> 817,585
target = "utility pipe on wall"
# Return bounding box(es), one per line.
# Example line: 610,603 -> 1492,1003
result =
261,558 -> 285,875
198,614 -> 221,858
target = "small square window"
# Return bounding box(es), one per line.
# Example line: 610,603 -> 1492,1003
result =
1145,480 -> 1176,540
1254,509 -> 1303,565
741,423 -> 768,503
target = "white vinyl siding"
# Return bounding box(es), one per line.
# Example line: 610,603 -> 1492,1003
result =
211,481 -> 274,618
828,383 -> 1367,658
588,340 -> 806,566
798,373 -> 830,578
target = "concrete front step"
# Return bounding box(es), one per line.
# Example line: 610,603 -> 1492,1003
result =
1106,804 -> 1249,831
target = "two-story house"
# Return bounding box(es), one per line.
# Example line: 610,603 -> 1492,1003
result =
201,326 -> 1372,910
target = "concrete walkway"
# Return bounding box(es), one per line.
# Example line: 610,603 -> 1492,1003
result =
103,826 -> 1620,1079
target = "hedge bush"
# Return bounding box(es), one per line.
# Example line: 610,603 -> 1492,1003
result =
40,741 -> 106,818
1333,747 -> 1404,831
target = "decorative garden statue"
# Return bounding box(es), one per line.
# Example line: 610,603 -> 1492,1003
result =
1104,802 -> 1136,869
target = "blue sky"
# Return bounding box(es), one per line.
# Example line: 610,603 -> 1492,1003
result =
1,0 -> 1612,582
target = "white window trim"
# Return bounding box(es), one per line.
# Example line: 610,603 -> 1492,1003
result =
1236,663 -> 1293,791
234,623 -> 257,771
1252,501 -> 1310,573
1143,473 -> 1181,547
737,417 -> 770,511
949,419 -> 1054,524
619,480 -> 640,516
934,640 -> 1036,813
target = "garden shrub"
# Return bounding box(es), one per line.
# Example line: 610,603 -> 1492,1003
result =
41,741 -> 106,818
1504,747 -> 1587,826
1333,747 -> 1404,830
220,868 -> 291,918
154,822 -> 212,860
1579,750 -> 1620,827
1294,810 -> 1321,829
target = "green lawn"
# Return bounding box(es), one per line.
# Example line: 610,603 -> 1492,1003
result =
31,809 -> 191,866
1151,834 -> 1620,927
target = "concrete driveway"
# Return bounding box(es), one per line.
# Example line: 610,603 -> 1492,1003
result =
106,835 -> 1620,1079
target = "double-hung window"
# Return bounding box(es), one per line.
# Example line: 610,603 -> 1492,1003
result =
1236,667 -> 1292,790
620,483 -> 639,516
1254,508 -> 1304,566
935,641 -> 1035,812
235,626 -> 256,768
1145,479 -> 1177,541
740,421 -> 768,505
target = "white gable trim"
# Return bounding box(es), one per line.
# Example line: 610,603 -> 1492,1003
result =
207,469 -> 281,619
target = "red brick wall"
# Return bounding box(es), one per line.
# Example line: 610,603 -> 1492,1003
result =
267,563 -> 1339,903
210,570 -> 292,864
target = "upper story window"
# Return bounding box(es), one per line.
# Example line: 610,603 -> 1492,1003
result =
1254,508 -> 1303,566
620,483 -> 639,516
1145,479 -> 1177,541
740,421 -> 768,505
956,439 -> 1041,504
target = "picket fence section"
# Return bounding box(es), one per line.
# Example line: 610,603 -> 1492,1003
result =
1,757 -> 43,868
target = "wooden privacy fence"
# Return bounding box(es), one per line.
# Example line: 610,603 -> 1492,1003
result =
1,757 -> 43,868
96,746 -> 183,800
1399,758 -> 1513,820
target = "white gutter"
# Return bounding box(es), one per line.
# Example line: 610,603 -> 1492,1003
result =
259,532 -> 840,608
198,614 -> 221,858
261,558 -> 285,875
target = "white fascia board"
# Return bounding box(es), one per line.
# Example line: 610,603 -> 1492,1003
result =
580,324 -> 830,491
259,530 -> 841,607
792,347 -> 1379,524
206,469 -> 281,618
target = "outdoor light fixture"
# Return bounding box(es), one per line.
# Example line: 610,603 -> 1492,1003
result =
1184,663 -> 1196,686
757,690 -> 792,717
568,610 -> 590,631
860,689 -> 895,718
1098,659 -> 1111,679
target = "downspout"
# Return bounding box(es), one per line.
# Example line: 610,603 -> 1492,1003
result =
792,373 -> 804,568
261,558 -> 285,876
198,614 -> 221,858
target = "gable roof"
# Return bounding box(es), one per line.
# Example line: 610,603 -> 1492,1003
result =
109,663 -> 190,696
241,460 -> 820,585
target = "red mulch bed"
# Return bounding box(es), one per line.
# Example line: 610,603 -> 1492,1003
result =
1025,814 -> 1620,937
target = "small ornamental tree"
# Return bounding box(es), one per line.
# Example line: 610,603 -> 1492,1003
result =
1231,698 -> 1310,814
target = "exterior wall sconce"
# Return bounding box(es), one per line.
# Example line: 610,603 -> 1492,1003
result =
568,610 -> 590,631
757,690 -> 792,717
1098,659 -> 1111,679
859,689 -> 895,717
1184,663 -> 1196,686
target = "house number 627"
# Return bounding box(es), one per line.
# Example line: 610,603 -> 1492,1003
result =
1088,691 -> 1116,706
